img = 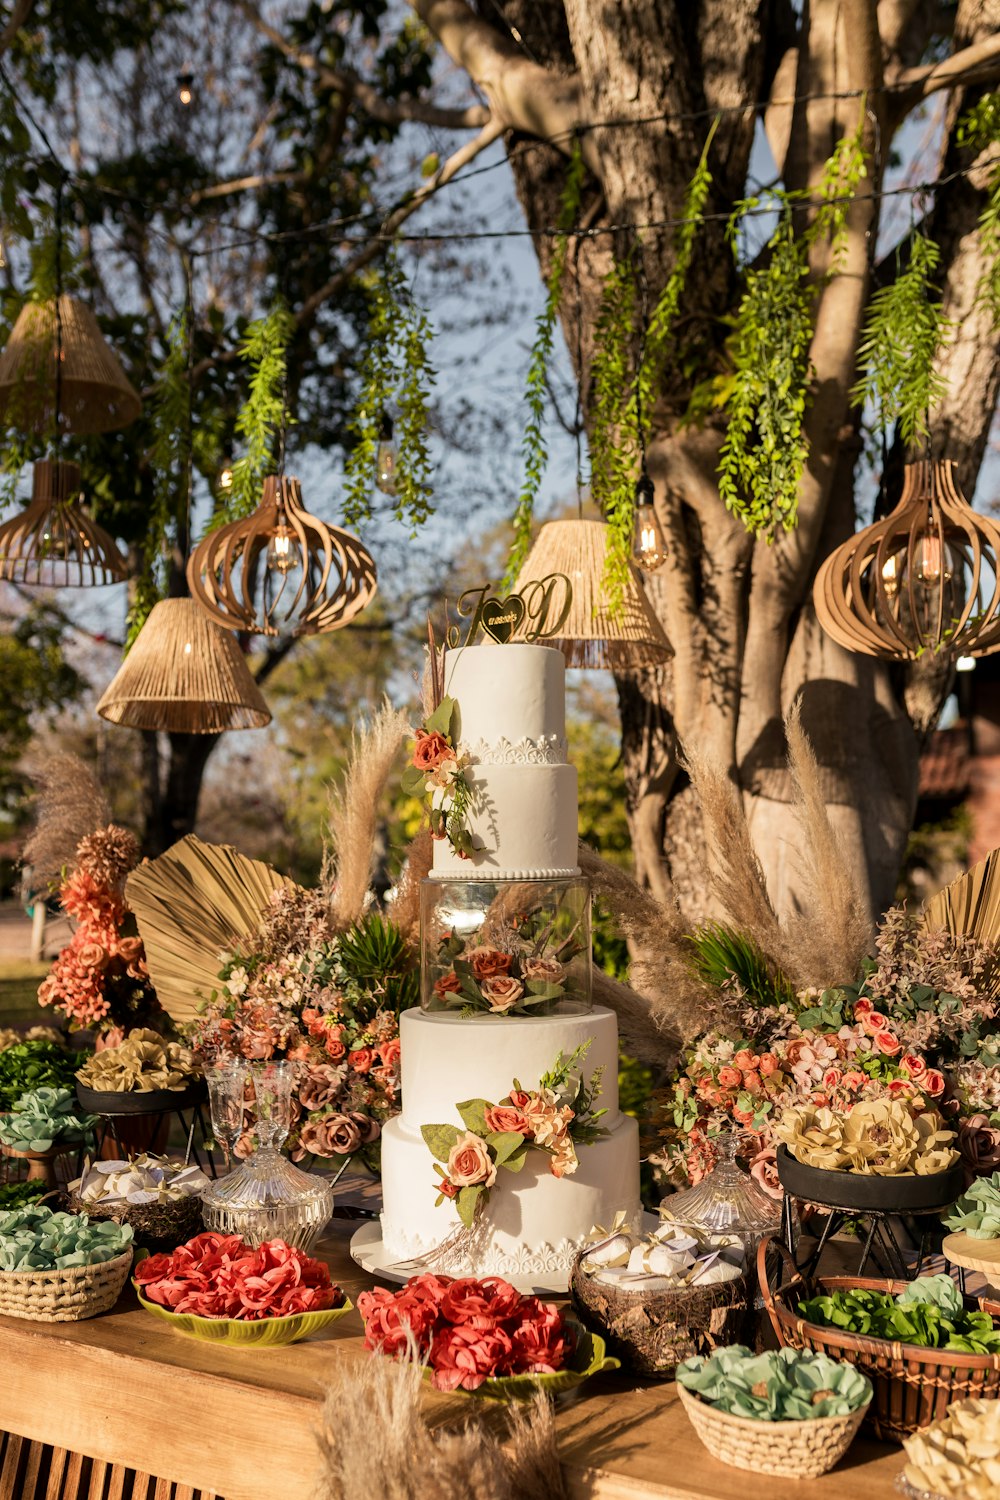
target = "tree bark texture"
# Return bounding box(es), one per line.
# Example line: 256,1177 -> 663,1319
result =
416,0 -> 1000,926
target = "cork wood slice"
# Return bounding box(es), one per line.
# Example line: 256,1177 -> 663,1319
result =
943,1231 -> 1000,1280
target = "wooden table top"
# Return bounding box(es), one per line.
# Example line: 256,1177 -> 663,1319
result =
0,1212 -> 910,1500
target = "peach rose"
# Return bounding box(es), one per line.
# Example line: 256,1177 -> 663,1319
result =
923,1069 -> 945,1098
875,1031 -> 901,1056
433,971 -> 463,1000
717,1067 -> 741,1090
480,975 -> 524,1012
117,936 -> 144,965
750,1149 -> 783,1200
522,956 -> 565,984
349,1047 -> 375,1073
823,1067 -> 842,1090
901,1052 -> 926,1079
862,1011 -> 890,1036
759,1053 -> 780,1077
77,942 -> 108,971
379,1038 -> 401,1069
842,1070 -> 866,1091
447,1132 -> 497,1188
412,729 -> 455,772
483,1104 -> 530,1136
467,947 -> 513,980
733,1050 -> 760,1072
742,1069 -> 762,1093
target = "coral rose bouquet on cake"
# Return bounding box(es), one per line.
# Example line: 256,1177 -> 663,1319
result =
401,696 -> 477,860
421,1043 -> 608,1228
190,891 -> 417,1172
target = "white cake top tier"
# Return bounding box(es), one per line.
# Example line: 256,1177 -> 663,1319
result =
443,644 -> 566,755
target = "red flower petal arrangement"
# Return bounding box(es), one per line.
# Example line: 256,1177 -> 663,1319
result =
358,1272 -> 617,1396
133,1231 -> 352,1347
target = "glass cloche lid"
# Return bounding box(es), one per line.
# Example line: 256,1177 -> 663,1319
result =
659,1129 -> 781,1247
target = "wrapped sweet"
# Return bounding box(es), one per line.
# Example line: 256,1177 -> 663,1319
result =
70,1155 -> 210,1207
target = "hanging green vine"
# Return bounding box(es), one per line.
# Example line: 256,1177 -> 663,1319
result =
127,311 -> 189,645
852,231 -> 951,449
956,91 -> 1000,327
343,247 -> 437,534
504,138 -> 586,585
223,299 -> 295,523
718,115 -> 868,536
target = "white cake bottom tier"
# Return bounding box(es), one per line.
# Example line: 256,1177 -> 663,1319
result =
431,763 -> 579,880
397,1007 -> 620,1126
379,1112 -> 641,1289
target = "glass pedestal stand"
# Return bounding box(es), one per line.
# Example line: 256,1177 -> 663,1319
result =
200,1147 -> 334,1253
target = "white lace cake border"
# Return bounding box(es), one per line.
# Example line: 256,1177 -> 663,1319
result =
430,865 -> 582,881
460,734 -> 568,766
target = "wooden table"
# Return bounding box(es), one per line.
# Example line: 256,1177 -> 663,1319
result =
0,1220 -> 910,1500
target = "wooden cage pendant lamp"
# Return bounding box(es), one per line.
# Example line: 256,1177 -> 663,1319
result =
813,459 -> 1000,661
96,599 -> 271,734
0,459 -> 127,585
186,475 -> 377,638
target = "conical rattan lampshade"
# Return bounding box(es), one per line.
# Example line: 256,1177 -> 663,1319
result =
96,599 -> 272,733
510,519 -> 672,670
0,459 -> 128,585
0,296 -> 141,435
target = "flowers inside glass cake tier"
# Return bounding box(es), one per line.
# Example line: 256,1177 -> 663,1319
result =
419,876 -> 592,1015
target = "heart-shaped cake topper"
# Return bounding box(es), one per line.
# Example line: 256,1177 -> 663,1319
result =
480,594 -> 526,644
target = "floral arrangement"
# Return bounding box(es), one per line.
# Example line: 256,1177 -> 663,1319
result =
358,1272 -> 575,1391
37,825 -> 163,1033
400,696 -> 477,860
0,1037 -> 82,1111
901,1397 -> 1000,1500
134,1231 -> 343,1320
775,1097 -> 959,1176
0,1205 -> 133,1270
189,894 -> 417,1170
76,1028 -> 200,1094
943,1172 -> 1000,1239
0,1087 -> 96,1153
798,1274 -> 1000,1355
677,1345 -> 871,1420
421,1044 -> 606,1227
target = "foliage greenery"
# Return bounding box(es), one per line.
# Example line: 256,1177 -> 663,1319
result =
956,90 -> 1000,327
224,300 -> 296,523
687,921 -> 795,1009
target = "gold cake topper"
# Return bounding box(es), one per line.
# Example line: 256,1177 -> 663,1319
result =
446,574 -> 572,647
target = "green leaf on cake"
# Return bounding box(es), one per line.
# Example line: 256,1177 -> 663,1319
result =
421,1123 -> 461,1162
425,696 -> 457,737
487,1131 -> 528,1168
456,1184 -> 482,1228
456,1098 -> 490,1134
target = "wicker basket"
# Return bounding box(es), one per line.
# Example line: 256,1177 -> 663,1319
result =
65,1189 -> 203,1253
757,1236 -> 1000,1443
677,1382 -> 869,1477
0,1248 -> 132,1322
570,1250 -> 751,1378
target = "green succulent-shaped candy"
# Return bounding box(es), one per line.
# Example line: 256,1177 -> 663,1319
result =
0,1206 -> 133,1270
677,1345 -> 871,1421
0,1087 -> 97,1152
943,1173 -> 1000,1240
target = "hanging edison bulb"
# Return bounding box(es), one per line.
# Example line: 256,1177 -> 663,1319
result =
177,71 -> 194,106
375,413 -> 398,496
814,459 -> 1000,660
187,474 -> 377,638
631,471 -> 667,573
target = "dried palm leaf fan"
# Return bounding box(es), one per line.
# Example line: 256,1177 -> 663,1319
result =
186,474 -> 378,637
95,598 -> 271,733
126,834 -> 302,1022
0,296 -> 141,435
922,848 -> 1000,943
0,458 -> 127,584
814,459 -> 1000,660
509,518 -> 672,670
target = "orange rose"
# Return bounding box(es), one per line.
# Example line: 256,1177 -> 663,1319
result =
467,947 -> 513,980
412,729 -> 455,772
434,971 -> 462,999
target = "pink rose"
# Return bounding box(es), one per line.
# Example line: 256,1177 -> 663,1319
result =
439,1277 -> 521,1327
887,1077 -> 914,1097
480,975 -> 524,1012
923,1069 -> 945,1098
842,1070 -> 866,1092
875,1031 -> 901,1056
759,1053 -> 779,1077
750,1149 -> 783,1201
446,1131 -> 496,1188
862,1011 -> 890,1036
428,1323 -> 513,1391
901,1053 -> 927,1079
412,729 -> 455,772
77,942 -> 108,971
349,1047 -> 375,1073
437,1177 -> 458,1199
733,1050 -> 760,1072
823,1067 -> 842,1090
483,1104 -> 530,1136
717,1067 -> 741,1090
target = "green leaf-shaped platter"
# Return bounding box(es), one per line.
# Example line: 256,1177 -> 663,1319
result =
422,1318 -> 619,1400
133,1283 -> 354,1347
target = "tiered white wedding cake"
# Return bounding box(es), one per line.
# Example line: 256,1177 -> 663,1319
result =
378,643 -> 641,1290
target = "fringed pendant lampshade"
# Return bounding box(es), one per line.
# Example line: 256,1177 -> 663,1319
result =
96,599 -> 272,734
0,296 -> 141,435
510,519 -> 672,670
0,459 -> 128,585
186,474 -> 377,638
814,459 -> 1000,661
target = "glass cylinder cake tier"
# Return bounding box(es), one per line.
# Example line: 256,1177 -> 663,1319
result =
379,642 -> 641,1291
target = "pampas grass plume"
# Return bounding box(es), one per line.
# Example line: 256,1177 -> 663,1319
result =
326,699 -> 410,930
21,753 -> 112,891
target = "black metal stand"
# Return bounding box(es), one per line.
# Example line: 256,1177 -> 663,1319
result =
93,1100 -> 218,1178
782,1192 -> 933,1280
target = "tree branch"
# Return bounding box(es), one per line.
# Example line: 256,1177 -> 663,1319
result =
0,0 -> 34,60
234,0 -> 490,131
888,32 -> 1000,123
187,171 -> 303,207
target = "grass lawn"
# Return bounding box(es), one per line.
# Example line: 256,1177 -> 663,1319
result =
0,961 -> 47,1028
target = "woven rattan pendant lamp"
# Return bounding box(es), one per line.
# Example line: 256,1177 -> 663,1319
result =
509,518 -> 672,670
96,599 -> 271,733
0,458 -> 128,585
814,459 -> 1000,661
186,475 -> 377,638
0,296 -> 141,435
